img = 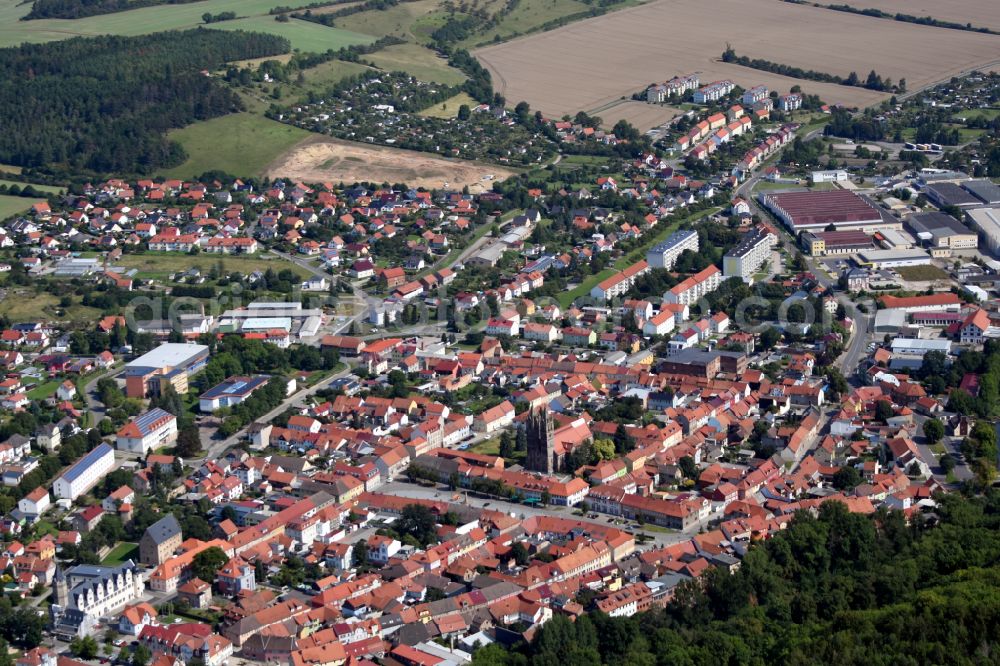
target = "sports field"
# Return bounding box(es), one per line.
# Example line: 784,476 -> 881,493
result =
475,0 -> 1000,116
159,113 -> 312,179
0,0 -> 374,49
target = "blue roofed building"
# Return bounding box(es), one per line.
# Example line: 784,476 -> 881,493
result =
198,375 -> 271,413
115,408 -> 178,455
53,443 -> 116,500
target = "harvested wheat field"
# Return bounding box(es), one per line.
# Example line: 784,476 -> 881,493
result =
831,0 -> 1000,33
267,137 -> 516,191
593,100 -> 686,131
476,0 -> 1000,117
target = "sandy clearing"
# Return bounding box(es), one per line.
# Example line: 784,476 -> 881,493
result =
830,0 -> 1000,33
475,0 -> 1000,117
267,136 -> 517,191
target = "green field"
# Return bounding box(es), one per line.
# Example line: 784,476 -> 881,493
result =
953,108 -> 1000,121
419,92 -> 478,118
102,543 -> 139,565
367,43 -> 467,85
559,268 -> 615,308
458,0 -> 597,46
896,265 -> 950,281
211,16 -> 374,53
0,289 -> 103,324
0,180 -> 63,194
0,0 -> 376,49
0,195 -> 32,220
159,113 -> 311,179
113,252 -> 311,280
336,0 -> 442,39
26,380 -> 59,400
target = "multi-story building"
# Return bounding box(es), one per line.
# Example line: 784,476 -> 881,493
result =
590,260 -> 649,301
723,225 -> 777,282
663,265 -> 723,306
693,80 -> 735,103
778,93 -> 802,111
18,486 -> 50,519
646,74 -> 699,102
53,443 -> 115,500
742,85 -> 768,106
51,561 -> 145,639
116,408 -> 178,455
646,230 -> 698,269
140,514 -> 183,566
124,343 -> 210,398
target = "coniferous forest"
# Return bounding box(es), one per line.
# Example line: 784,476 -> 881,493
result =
0,30 -> 290,173
24,0 -> 200,20
473,492 -> 1000,666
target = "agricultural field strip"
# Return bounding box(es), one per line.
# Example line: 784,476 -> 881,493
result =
474,0 -> 1000,117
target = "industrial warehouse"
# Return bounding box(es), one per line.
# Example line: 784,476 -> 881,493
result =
757,190 -> 891,233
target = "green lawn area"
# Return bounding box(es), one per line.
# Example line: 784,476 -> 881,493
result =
0,180 -> 63,194
458,0 -> 594,46
953,108 -> 1000,121
367,43 -> 467,86
558,268 -> 615,308
0,195 -> 32,220
0,0 -> 377,48
26,380 -> 59,400
298,59 -> 373,92
0,288 -> 103,324
33,521 -> 58,537
113,251 -> 312,280
418,93 -> 478,118
102,542 -> 139,565
336,0 -> 442,39
896,264 -> 950,281
211,16 -> 374,53
159,113 -> 311,179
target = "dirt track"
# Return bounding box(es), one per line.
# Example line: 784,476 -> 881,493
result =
266,136 -> 516,191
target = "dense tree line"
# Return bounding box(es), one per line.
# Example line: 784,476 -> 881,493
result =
722,46 -> 898,93
0,30 -> 290,173
290,0 -> 404,26
823,108 -> 887,141
474,492 -> 1000,665
24,0 -> 200,20
788,1 -> 999,35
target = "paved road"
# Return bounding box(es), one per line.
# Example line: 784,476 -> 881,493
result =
378,481 -> 703,549
82,366 -> 119,426
195,363 -> 356,464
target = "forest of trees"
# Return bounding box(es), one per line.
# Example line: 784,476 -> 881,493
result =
0,30 -> 290,173
24,0 -> 200,20
474,492 -> 1000,665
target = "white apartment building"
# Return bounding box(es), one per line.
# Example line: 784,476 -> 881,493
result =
742,85 -> 768,106
663,265 -> 723,306
646,230 -> 699,269
115,408 -> 178,455
693,80 -> 735,103
723,226 -> 777,282
53,443 -> 115,500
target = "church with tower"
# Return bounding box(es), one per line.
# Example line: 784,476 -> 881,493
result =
524,406 -> 564,474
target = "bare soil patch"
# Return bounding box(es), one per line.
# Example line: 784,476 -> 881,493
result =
830,0 -> 1000,33
267,136 -> 516,191
475,0 -> 1000,117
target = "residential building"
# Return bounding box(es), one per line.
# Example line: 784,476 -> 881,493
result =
116,408 -> 178,455
723,225 -> 776,282
645,230 -> 698,270
51,561 -> 145,639
53,444 -> 115,500
140,514 -> 183,566
664,265 -> 722,306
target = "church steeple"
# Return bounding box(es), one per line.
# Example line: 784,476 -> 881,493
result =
53,565 -> 68,606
